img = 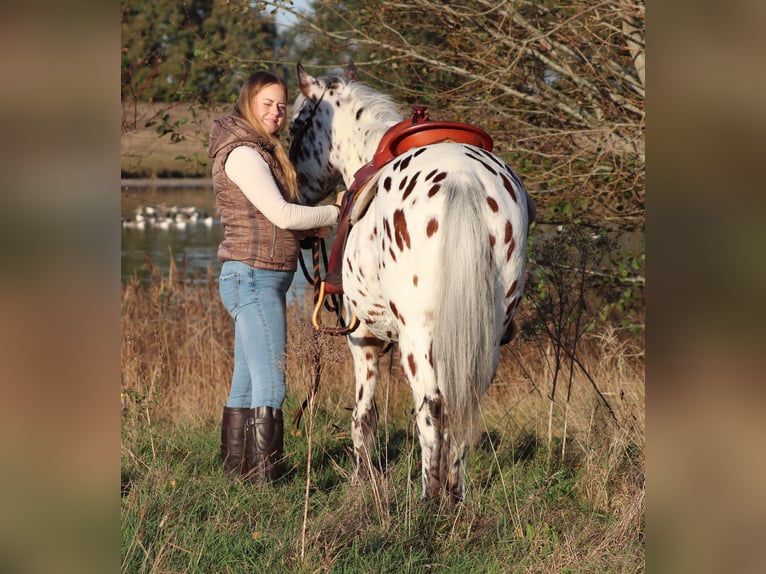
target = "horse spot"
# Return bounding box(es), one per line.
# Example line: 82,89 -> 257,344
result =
408,353 -> 417,376
425,169 -> 438,181
389,300 -> 399,318
501,173 -> 518,202
506,237 -> 516,262
366,368 -> 375,380
427,184 -> 441,197
388,247 -> 397,262
479,148 -> 504,168
392,158 -> 401,171
468,153 -> 497,176
413,274 -> 419,286
433,172 -> 447,183
413,148 -> 427,158
505,297 -> 518,319
400,155 -> 412,170
393,209 -> 411,251
383,177 -> 392,191
504,220 -> 513,243
356,107 -> 365,120
383,218 -> 392,241
399,176 -> 408,190
481,161 -> 498,176
426,218 -> 439,237
486,197 -> 499,212
505,279 -> 518,298
489,234 -> 496,248
402,173 -> 419,201
365,351 -> 373,360
358,387 -> 364,400
336,101 -> 341,107
427,396 -> 442,418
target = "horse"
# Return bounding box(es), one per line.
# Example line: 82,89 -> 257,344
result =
288,63 -> 533,505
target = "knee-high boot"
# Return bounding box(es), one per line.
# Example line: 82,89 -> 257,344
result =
244,406 -> 285,483
220,407 -> 249,476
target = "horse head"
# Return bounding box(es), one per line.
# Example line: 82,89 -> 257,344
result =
288,63 -> 359,205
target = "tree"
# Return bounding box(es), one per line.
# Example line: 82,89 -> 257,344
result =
121,0 -> 280,104
273,0 -> 645,231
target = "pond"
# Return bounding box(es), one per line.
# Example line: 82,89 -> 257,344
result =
122,182 -> 644,305
121,182 -> 315,302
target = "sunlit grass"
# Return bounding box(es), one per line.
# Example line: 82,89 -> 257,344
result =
121,261 -> 644,572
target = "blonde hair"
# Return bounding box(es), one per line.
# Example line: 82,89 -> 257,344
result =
235,71 -> 298,201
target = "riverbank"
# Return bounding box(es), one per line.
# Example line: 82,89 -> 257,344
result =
121,178 -> 212,188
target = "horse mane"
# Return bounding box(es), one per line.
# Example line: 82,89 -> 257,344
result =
343,80 -> 404,125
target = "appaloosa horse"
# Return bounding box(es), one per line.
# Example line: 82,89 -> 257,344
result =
289,63 -> 533,505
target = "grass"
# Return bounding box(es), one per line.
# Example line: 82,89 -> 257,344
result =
121,260 -> 644,572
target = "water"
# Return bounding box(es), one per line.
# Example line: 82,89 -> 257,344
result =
121,183 -> 644,302
121,183 -> 314,300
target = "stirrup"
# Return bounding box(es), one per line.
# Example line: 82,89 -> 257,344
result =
311,280 -> 360,335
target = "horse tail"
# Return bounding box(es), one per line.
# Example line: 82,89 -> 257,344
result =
434,173 -> 501,446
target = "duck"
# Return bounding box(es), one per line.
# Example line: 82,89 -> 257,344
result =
124,205 -> 217,230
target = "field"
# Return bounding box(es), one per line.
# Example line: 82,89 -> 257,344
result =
120,262 -> 645,572
121,101 -> 224,179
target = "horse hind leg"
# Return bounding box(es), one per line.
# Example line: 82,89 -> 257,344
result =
416,391 -> 467,505
446,442 -> 470,506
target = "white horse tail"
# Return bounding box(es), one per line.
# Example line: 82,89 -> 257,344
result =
434,173 -> 500,445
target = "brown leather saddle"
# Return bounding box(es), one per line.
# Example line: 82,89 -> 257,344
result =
323,106 -> 493,295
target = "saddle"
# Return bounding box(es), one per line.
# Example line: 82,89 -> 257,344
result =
323,106 -> 493,295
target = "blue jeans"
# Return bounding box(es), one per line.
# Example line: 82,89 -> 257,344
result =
218,261 -> 294,409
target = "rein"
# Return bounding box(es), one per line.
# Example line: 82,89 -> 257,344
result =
293,237 -> 358,428
296,238 -> 351,328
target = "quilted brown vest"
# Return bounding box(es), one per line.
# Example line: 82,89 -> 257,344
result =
208,115 -> 300,271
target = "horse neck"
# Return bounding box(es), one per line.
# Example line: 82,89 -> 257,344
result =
334,117 -> 399,188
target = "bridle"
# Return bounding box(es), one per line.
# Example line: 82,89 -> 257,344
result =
288,89 -> 326,161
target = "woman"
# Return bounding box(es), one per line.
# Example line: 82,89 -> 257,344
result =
208,71 -> 341,483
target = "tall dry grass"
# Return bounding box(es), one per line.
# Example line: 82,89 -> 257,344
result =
121,261 -> 233,423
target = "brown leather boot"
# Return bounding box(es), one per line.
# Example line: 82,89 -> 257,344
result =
244,406 -> 285,484
220,407 -> 249,476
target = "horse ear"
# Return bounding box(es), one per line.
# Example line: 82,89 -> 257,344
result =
297,62 -> 312,96
344,62 -> 358,82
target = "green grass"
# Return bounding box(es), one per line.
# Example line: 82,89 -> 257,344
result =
122,406 -> 642,573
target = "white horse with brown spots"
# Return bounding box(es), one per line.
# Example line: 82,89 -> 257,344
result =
289,63 -> 533,505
